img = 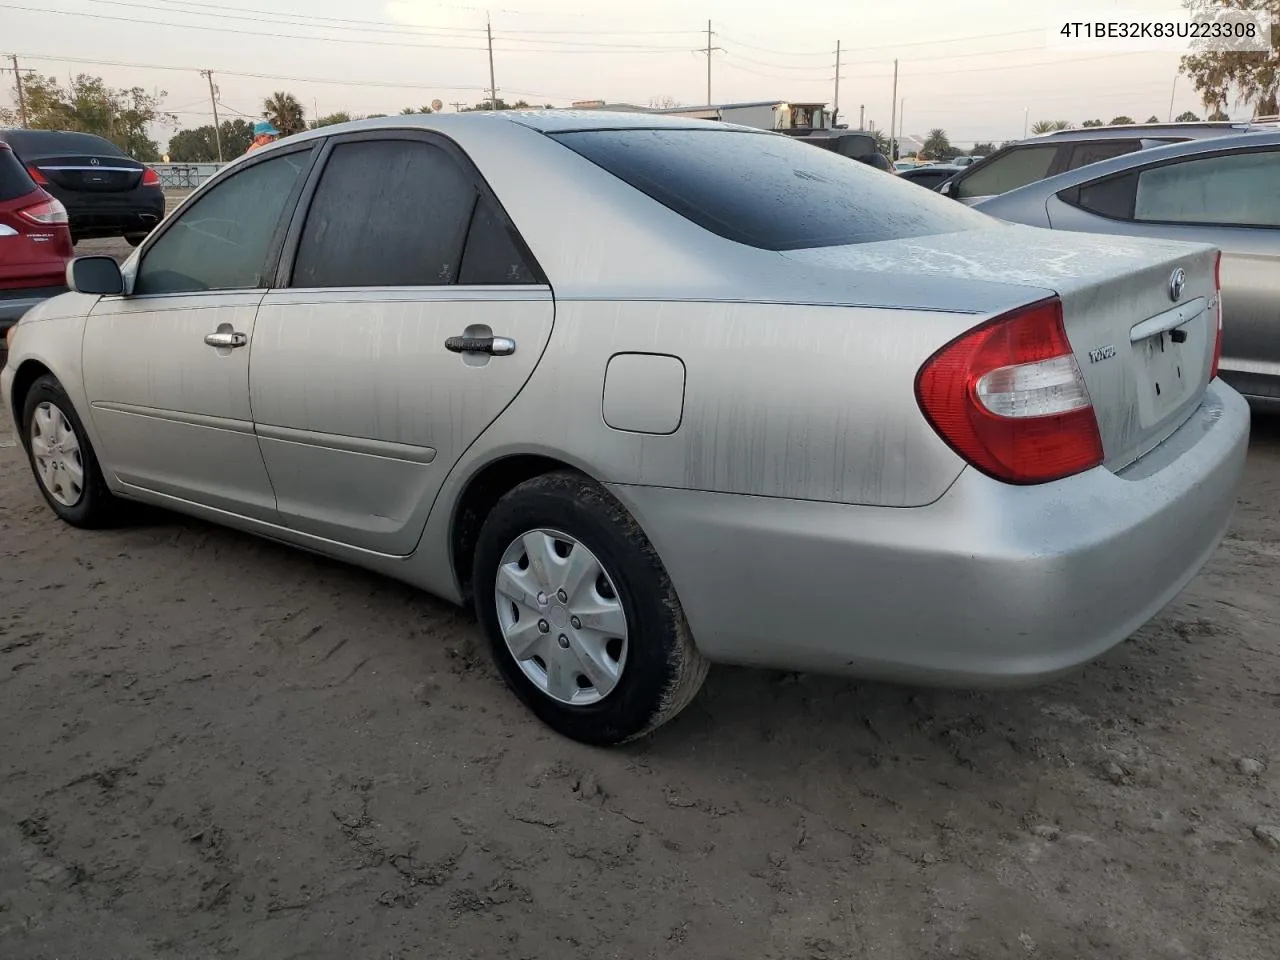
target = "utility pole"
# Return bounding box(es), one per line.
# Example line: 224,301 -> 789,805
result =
888,58 -> 898,160
859,104 -> 864,130
1167,73 -> 1177,122
486,15 -> 498,109
1023,106 -> 1029,138
696,19 -> 723,105
201,69 -> 223,162
10,55 -> 28,127
451,101 -> 466,112
899,98 -> 905,157
833,40 -> 841,127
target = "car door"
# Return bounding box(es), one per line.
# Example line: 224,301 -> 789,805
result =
82,144 -> 316,519
1048,144 -> 1280,399
249,131 -> 554,555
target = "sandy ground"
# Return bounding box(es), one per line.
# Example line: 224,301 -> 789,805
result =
1,369 -> 1279,957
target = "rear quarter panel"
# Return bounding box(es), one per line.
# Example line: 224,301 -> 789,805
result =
3,294 -> 100,449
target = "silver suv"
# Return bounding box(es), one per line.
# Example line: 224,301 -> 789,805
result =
943,121 -> 1280,205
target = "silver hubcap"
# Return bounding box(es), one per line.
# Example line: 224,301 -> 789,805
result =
494,528 -> 629,706
30,402 -> 84,507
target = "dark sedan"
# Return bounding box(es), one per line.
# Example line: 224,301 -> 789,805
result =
896,164 -> 965,190
0,130 -> 165,246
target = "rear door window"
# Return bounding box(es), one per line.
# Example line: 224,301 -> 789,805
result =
955,145 -> 1059,199
1065,139 -> 1142,170
0,146 -> 36,202
553,128 -> 991,250
291,139 -> 477,287
1134,148 -> 1280,227
134,149 -> 312,295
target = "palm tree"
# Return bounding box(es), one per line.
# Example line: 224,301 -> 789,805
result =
263,91 -> 306,136
1030,120 -> 1072,135
922,127 -> 951,159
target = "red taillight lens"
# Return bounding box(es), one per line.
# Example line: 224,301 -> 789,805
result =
141,166 -> 160,187
915,297 -> 1104,485
26,164 -> 49,185
1209,251 -> 1223,380
18,196 -> 70,226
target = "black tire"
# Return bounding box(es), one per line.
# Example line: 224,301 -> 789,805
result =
20,374 -> 121,528
473,471 -> 708,745
125,233 -> 147,247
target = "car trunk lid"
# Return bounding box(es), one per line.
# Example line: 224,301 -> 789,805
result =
782,225 -> 1220,473
28,154 -> 144,193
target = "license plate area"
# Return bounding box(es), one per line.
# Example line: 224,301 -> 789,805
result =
1131,305 -> 1205,427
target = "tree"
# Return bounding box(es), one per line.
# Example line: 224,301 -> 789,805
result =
971,141 -> 995,155
1080,119 -> 1104,126
921,127 -> 951,159
399,106 -> 434,114
1109,115 -> 1135,125
1180,0 -> 1279,118
649,95 -> 680,109
1030,119 -> 1070,134
460,98 -> 533,112
0,73 -> 172,160
1208,106 -> 1230,119
263,91 -> 306,136
167,119 -> 253,161
1146,114 -> 1162,122
311,111 -> 353,128
1175,110 -> 1201,121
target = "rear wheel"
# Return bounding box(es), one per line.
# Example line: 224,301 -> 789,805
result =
21,375 -> 120,527
472,471 -> 707,744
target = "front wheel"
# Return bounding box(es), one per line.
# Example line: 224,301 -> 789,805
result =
21,375 -> 121,527
472,471 -> 708,744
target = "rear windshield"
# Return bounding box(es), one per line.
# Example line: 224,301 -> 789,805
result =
551,128 -> 993,251
1,130 -> 127,159
0,145 -> 36,202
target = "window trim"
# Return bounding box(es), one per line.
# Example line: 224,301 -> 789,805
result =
128,141 -> 319,300
1057,144 -> 1280,231
274,128 -> 547,291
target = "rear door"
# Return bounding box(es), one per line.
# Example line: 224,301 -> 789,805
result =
951,143 -> 1063,204
1049,143 -> 1280,401
250,131 -> 554,555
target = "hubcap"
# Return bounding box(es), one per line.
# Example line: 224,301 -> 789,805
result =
494,528 -> 629,706
29,402 -> 84,507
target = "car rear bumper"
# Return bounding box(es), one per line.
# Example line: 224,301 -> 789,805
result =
53,188 -> 165,238
0,285 -> 67,327
607,379 -> 1251,685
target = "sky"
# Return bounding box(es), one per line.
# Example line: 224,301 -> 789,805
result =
0,0 -> 1248,150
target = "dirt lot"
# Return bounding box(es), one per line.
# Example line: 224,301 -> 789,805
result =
1,376 -> 1278,958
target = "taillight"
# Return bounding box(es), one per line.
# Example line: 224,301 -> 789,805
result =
18,196 -> 70,226
26,164 -> 49,185
141,166 -> 160,187
1209,251 -> 1223,380
915,297 -> 1104,485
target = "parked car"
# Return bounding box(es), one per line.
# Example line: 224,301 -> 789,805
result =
951,155 -> 984,167
0,130 -> 165,246
975,130 -> 1280,410
942,121 -> 1278,206
896,164 -> 965,190
0,142 -> 73,337
2,113 -> 1250,743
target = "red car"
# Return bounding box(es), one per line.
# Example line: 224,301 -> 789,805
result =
1,141 -> 74,337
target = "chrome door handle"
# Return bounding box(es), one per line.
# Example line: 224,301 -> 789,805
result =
204,331 -> 248,348
444,335 -> 516,356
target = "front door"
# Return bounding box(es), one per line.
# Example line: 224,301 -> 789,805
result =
249,133 -> 554,555
83,145 -> 315,519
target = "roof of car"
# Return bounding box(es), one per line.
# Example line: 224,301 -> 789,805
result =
1028,120 -> 1277,143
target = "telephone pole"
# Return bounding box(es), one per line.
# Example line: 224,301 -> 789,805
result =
888,58 -> 899,160
859,104 -> 865,130
451,101 -> 466,112
899,98 -> 905,156
200,69 -> 223,162
10,55 -> 28,127
697,20 -> 723,105
833,40 -> 841,127
486,15 -> 498,109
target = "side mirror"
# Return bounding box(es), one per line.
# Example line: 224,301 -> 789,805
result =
939,180 -> 954,196
67,256 -> 124,296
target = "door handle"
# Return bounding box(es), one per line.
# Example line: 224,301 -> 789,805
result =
444,335 -> 516,356
204,331 -> 248,348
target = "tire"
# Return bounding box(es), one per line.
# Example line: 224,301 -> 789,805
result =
125,234 -> 147,247
473,471 -> 708,745
21,374 -> 121,528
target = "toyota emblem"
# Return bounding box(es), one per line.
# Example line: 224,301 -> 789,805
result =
1168,267 -> 1186,302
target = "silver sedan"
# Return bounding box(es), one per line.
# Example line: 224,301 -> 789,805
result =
974,131 -> 1280,410
2,112 -> 1251,743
